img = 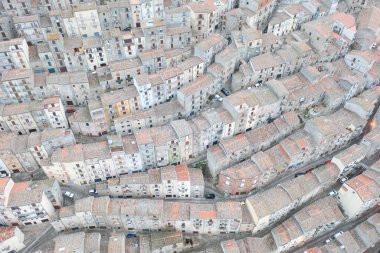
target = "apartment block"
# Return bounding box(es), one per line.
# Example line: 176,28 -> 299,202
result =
51,197 -> 248,235
187,0 -> 219,41
0,178 -> 62,226
177,74 -> 220,116
1,68 -> 35,103
101,164 -> 204,199
337,161 -> 380,218
0,97 -> 68,135
193,33 -> 228,67
0,226 -> 25,253
0,38 -> 30,75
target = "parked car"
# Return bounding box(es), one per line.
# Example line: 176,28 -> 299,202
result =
329,190 -> 338,196
334,231 -> 344,238
0,173 -> 10,178
89,189 -> 98,196
127,234 -> 137,238
240,201 -> 246,206
294,172 -> 304,178
221,88 -> 231,96
339,177 -> 348,184
325,237 -> 333,243
215,94 -> 223,102
64,191 -> 74,198
205,193 -> 215,199
66,108 -> 76,113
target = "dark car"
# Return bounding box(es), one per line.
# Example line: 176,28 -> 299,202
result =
205,193 -> 215,199
66,108 -> 76,113
294,172 -> 305,178
221,88 -> 231,96
127,234 -> 137,238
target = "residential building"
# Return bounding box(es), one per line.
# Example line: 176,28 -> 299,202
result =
331,144 -> 367,176
53,232 -> 101,253
165,6 -> 191,28
165,27 -> 192,49
73,3 -> 102,37
305,213 -> 380,253
354,6 -> 380,50
231,28 -> 284,61
27,128 -> 76,163
101,164 -> 204,199
108,58 -> 143,88
178,56 -> 205,84
100,86 -> 141,126
0,226 -> 25,253
141,18 -> 166,50
0,97 -> 68,135
177,74 -> 220,116
82,36 -> 108,71
193,34 -> 228,67
344,0 -> 368,13
45,72 -> 91,106
1,178 -> 62,226
0,16 -> 15,42
239,0 -> 277,29
271,196 -> 345,252
337,163 -> 380,218
0,38 -> 30,75
246,163 -> 340,233
114,100 -> 183,135
1,68 -> 35,103
187,0 -> 219,41
13,15 -> 45,45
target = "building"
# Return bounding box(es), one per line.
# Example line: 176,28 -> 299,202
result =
100,164 -> 204,199
331,144 -> 367,176
0,178 -> 62,226
354,6 -> 380,50
193,34 -> 228,67
0,226 -> 25,253
45,72 -> 91,106
73,3 -> 102,37
177,74 -> 220,116
0,38 -> 30,75
238,0 -> 277,29
271,196 -> 345,252
246,163 -> 340,233
1,68 -> 35,103
187,0 -> 219,41
337,161 -> 380,218
305,213 -> 380,253
53,232 -> 101,253
0,97 -> 68,135
27,128 -> 75,161
51,196 -> 251,234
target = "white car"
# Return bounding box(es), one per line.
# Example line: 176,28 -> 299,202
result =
89,189 -> 98,196
240,201 -> 246,206
215,94 -> 223,102
325,238 -> 333,243
339,177 -> 348,184
334,231 -> 344,238
329,190 -> 338,196
64,191 -> 74,198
